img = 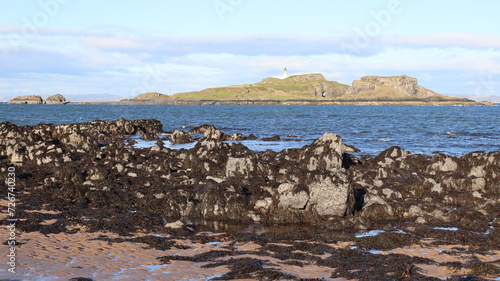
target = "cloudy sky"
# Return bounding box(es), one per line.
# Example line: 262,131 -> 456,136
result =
1,0 -> 499,102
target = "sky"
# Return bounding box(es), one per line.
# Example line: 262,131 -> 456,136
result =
1,0 -> 499,102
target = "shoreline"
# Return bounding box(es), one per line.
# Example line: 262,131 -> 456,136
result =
1,99 -> 495,106
72,99 -> 495,106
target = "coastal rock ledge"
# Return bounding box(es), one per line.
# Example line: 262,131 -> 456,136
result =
0,119 -> 498,234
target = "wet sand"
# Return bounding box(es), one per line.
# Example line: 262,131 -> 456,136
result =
2,227 -> 499,280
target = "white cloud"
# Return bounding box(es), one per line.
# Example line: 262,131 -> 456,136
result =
1,25 -> 500,101
381,33 -> 500,49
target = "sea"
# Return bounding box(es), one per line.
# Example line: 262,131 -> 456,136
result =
1,104 -> 499,156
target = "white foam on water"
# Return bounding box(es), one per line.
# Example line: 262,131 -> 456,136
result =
433,227 -> 459,231
236,139 -> 311,152
355,229 -> 385,238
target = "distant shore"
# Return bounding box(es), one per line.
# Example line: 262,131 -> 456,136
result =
68,99 -> 495,106
1,99 -> 495,106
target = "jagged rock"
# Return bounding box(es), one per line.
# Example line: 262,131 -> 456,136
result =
189,124 -> 217,134
307,173 -> 353,216
45,94 -> 67,104
184,138 -> 255,178
228,133 -> 245,141
7,95 -> 43,104
246,134 -> 258,140
300,133 -> 345,171
141,132 -> 160,141
189,124 -> 228,140
170,130 -> 193,144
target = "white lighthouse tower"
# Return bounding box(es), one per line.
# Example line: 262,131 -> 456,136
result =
283,68 -> 288,78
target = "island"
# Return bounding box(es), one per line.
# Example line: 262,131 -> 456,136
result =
7,94 -> 67,104
124,74 -> 493,106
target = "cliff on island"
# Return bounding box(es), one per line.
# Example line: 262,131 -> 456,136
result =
129,74 -> 493,106
7,94 -> 67,104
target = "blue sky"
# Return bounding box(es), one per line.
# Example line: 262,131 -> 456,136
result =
1,0 -> 499,101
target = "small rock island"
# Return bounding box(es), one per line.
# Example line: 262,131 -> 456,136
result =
7,94 -> 67,104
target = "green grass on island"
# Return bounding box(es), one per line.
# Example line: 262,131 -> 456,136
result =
132,73 -> 479,103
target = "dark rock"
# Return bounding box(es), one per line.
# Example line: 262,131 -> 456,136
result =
188,124 -> 216,134
228,132 -> 245,141
155,139 -> 165,148
246,134 -> 258,140
140,132 -> 160,141
300,133 -> 345,171
189,124 -> 229,140
261,135 -> 280,141
170,130 -> 193,144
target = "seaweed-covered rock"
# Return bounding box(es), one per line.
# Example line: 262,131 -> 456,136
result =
170,130 -> 193,144
0,119 -> 497,234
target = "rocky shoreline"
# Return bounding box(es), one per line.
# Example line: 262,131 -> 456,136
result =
1,118 -> 498,280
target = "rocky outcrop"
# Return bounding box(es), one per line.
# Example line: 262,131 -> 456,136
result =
170,130 -> 194,144
45,94 -> 67,104
346,75 -> 455,101
7,95 -> 44,104
8,94 -> 69,104
351,76 -> 419,96
0,120 -> 497,235
351,146 -> 499,230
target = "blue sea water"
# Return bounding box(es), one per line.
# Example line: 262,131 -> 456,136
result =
1,104 -> 499,156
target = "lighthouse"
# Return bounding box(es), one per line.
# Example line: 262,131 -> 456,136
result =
283,68 -> 288,78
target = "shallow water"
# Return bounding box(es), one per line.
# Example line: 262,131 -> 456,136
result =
1,104 -> 499,155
